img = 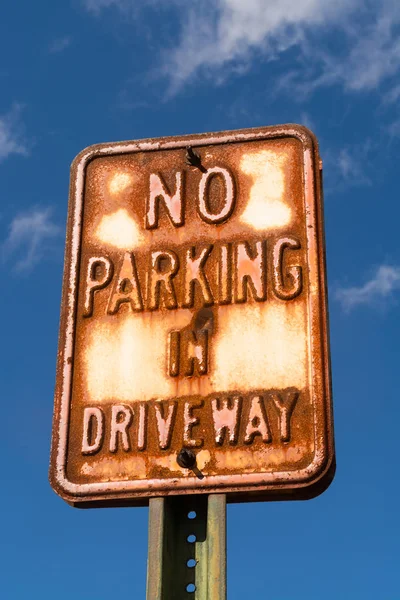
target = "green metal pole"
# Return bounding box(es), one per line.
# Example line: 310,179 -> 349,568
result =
146,494 -> 227,600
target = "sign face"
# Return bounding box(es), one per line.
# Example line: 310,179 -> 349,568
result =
50,125 -> 334,506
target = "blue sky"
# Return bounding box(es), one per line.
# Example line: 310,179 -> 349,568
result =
1,1 -> 400,598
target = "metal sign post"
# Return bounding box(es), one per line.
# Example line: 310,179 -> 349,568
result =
147,494 -> 226,599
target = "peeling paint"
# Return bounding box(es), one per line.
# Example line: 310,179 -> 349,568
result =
212,303 -> 308,392
240,150 -> 291,229
215,445 -> 311,472
95,209 -> 144,249
108,171 -> 133,195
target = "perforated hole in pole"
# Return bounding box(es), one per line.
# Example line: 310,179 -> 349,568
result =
185,506 -> 199,593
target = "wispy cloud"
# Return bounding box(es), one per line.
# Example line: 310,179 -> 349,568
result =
336,142 -> 372,187
162,0 -> 356,93
83,0 -> 400,102
49,36 -> 72,54
387,118 -> 400,138
323,140 -> 373,191
261,2 -> 400,101
336,265 -> 400,312
84,0 -> 119,12
2,208 -> 61,272
83,0 -> 149,15
0,105 -> 28,163
383,84 -> 400,105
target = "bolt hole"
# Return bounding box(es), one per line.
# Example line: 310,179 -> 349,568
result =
187,558 -> 196,568
194,307 -> 214,332
188,511 -> 196,520
187,534 -> 196,543
186,583 -> 196,593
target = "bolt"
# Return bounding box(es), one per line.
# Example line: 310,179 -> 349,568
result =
177,448 -> 196,469
185,146 -> 205,172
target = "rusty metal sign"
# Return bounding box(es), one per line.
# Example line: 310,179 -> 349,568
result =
49,125 -> 335,506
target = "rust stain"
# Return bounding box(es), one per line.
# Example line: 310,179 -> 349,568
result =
49,124 -> 335,507
215,444 -> 311,471
82,455 -> 147,479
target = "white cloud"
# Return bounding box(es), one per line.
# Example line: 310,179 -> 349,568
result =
336,265 -> 400,312
49,36 -> 72,54
164,0 -> 355,90
83,0 -> 400,100
2,208 -> 61,272
322,141 -> 373,191
336,143 -> 372,187
0,105 -> 28,163
337,149 -> 354,180
266,2 -> 400,99
323,3 -> 400,93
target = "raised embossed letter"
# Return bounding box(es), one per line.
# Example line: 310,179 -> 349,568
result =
109,405 -> 133,453
235,241 -> 266,303
137,403 -> 147,451
218,243 -> 232,304
146,172 -> 184,229
83,256 -> 113,317
82,407 -> 104,455
154,401 -> 177,450
183,245 -> 214,307
273,237 -> 302,300
198,167 -> 235,224
168,329 -> 209,376
107,251 -> 143,314
244,396 -> 271,444
270,389 -> 299,442
211,397 -> 242,445
184,329 -> 208,376
183,400 -> 204,448
148,250 -> 179,310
